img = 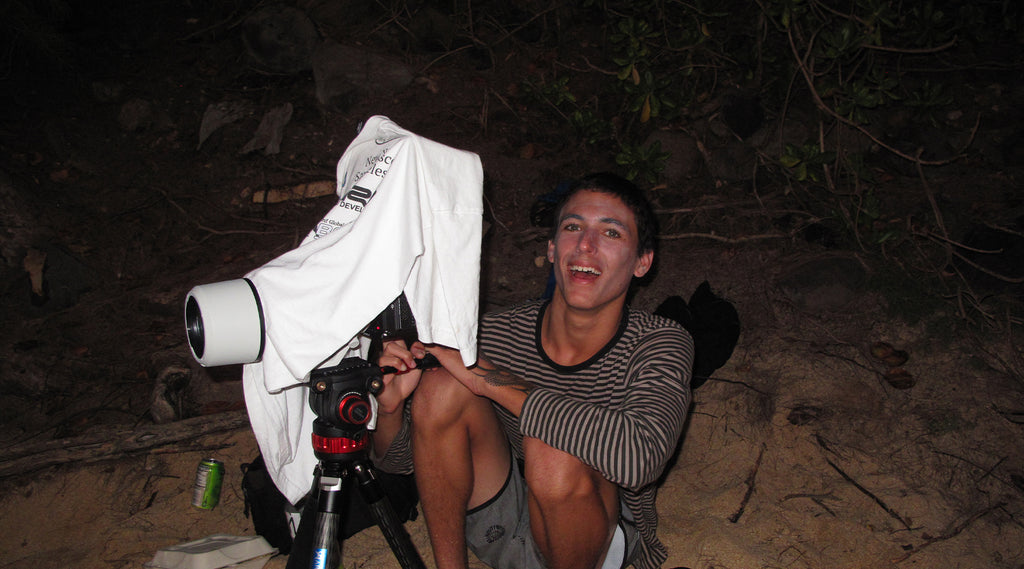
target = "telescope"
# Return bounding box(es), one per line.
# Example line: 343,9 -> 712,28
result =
185,278 -> 421,367
185,278 -> 265,367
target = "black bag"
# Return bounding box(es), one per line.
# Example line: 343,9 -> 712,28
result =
241,454 -> 295,554
241,453 -> 419,565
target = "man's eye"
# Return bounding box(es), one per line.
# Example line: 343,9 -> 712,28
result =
563,223 -> 580,232
605,228 -> 621,238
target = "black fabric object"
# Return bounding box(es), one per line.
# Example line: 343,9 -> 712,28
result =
655,281 -> 740,389
285,464 -> 419,569
241,454 -> 295,554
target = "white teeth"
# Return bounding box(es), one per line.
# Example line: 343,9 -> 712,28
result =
570,265 -> 601,275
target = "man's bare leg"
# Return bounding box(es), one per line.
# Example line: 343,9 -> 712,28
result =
524,437 -> 620,569
410,367 -> 511,569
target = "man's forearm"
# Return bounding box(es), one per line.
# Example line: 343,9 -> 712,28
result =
472,360 -> 534,417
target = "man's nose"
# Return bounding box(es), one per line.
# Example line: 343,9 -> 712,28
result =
576,229 -> 597,252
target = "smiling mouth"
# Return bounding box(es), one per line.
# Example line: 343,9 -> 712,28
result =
569,264 -> 601,276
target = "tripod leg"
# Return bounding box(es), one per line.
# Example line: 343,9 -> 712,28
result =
287,464 -> 348,569
352,461 -> 426,569
310,469 -> 347,569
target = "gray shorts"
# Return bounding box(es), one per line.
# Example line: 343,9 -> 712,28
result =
464,461 -> 639,569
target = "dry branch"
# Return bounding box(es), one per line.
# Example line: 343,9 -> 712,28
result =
894,503 -> 1004,563
786,27 -> 977,167
815,435 -> 913,530
658,232 -> 788,243
729,444 -> 766,523
0,410 -> 250,479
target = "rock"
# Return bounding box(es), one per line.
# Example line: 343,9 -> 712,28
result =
776,254 -> 869,312
312,39 -> 415,108
644,130 -> 704,188
242,3 -> 320,74
26,245 -> 98,311
0,169 -> 46,268
883,368 -> 915,390
787,405 -> 829,425
117,98 -> 154,132
150,366 -> 192,424
240,103 -> 293,155
705,139 -> 757,183
91,80 -> 124,103
870,341 -> 909,367
198,101 -> 252,150
721,93 -> 765,139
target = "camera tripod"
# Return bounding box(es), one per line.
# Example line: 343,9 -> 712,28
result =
285,356 -> 431,569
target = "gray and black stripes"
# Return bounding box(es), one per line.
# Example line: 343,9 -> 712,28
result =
376,300 -> 693,569
481,300 -> 693,569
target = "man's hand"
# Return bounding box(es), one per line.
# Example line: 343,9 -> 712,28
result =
376,340 -> 428,415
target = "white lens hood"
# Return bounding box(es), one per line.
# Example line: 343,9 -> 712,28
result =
185,278 -> 265,366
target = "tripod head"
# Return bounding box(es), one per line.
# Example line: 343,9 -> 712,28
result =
308,293 -> 439,461
308,358 -> 381,460
302,356 -> 431,569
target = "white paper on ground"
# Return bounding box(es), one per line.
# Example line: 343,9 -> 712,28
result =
145,534 -> 276,569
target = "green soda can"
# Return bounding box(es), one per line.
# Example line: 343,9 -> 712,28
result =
192,458 -> 225,509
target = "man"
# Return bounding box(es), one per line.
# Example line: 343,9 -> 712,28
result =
372,172 -> 693,569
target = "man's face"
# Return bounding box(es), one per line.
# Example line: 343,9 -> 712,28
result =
547,190 -> 653,313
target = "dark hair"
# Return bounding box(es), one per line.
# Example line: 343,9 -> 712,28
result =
552,172 -> 658,255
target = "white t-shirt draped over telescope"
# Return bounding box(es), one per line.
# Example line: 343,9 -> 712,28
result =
238,116 -> 483,503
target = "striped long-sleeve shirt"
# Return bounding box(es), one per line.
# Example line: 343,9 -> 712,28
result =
379,299 -> 693,569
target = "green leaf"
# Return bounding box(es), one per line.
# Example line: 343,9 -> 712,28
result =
780,155 -> 801,168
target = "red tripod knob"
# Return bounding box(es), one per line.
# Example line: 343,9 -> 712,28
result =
337,394 -> 371,425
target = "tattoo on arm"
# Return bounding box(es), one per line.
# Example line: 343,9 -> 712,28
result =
474,364 -> 535,395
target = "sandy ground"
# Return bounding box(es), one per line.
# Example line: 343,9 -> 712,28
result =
2,2 -> 1023,567
2,244 -> 1022,569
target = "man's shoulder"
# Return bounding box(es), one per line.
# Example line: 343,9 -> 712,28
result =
623,308 -> 694,353
482,299 -> 545,324
628,307 -> 689,335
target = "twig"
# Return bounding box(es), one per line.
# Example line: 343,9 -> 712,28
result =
861,36 -> 958,55
482,193 -> 508,232
992,405 -> 1024,425
932,451 -> 1017,490
783,492 -> 838,517
811,497 -> 837,517
653,194 -> 782,214
729,444 -> 766,523
156,186 -> 290,236
0,411 -> 250,478
813,349 -> 887,382
420,43 -> 477,74
915,229 -> 1003,255
658,232 -> 788,243
487,5 -> 563,48
983,220 -> 1024,239
893,503 -> 1004,563
823,454 -> 912,529
703,377 -> 771,396
786,28 -> 977,167
915,229 -> 1024,284
574,54 -> 620,76
916,149 -> 952,266
815,435 -> 913,530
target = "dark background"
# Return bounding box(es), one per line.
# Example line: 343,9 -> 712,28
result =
1,0 -> 1022,457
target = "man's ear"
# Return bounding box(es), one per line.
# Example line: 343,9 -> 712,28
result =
634,250 -> 654,278
547,240 -> 555,264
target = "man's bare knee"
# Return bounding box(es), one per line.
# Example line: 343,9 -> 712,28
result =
523,438 -> 610,504
409,368 -> 475,427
